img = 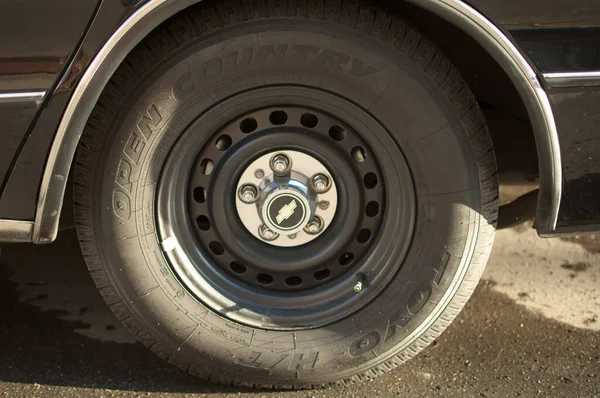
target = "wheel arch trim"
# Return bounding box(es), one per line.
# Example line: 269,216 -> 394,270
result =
406,0 -> 561,234
31,0 -> 561,243
32,0 -> 199,243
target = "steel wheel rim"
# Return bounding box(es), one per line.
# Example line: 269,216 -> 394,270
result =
156,85 -> 416,329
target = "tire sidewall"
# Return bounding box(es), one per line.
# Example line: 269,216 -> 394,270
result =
85,18 -> 484,384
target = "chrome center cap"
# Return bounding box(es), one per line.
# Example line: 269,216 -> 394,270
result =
235,150 -> 338,247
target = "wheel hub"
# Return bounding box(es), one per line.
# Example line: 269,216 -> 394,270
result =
235,150 -> 338,247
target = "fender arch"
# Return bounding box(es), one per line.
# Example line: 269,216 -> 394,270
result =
32,0 -> 561,243
406,0 -> 561,235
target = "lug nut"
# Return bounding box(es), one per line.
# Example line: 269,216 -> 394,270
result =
270,154 -> 291,174
318,201 -> 330,210
304,217 -> 324,235
312,174 -> 331,193
259,225 -> 278,241
239,184 -> 259,204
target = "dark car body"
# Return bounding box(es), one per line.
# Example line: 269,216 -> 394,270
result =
0,0 -> 599,243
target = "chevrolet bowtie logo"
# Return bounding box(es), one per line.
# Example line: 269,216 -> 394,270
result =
276,199 -> 297,224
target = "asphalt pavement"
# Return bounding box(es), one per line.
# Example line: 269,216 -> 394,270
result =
1,223 -> 599,397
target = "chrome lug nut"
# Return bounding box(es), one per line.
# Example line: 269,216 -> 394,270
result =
259,225 -> 278,241
304,217 -> 324,235
238,184 -> 259,204
270,154 -> 291,174
312,173 -> 331,193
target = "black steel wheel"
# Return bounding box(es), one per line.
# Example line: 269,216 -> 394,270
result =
74,0 -> 498,389
157,95 -> 413,328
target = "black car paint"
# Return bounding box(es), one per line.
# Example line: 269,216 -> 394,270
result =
470,0 -> 600,29
467,0 -> 600,232
0,0 -> 134,220
0,97 -> 40,198
550,88 -> 600,231
468,0 -> 600,234
0,0 -> 99,217
512,29 -> 600,73
0,0 -> 599,236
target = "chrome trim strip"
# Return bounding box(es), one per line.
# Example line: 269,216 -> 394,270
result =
0,220 -> 33,243
33,0 -> 198,243
543,71 -> 600,88
0,91 -> 45,102
408,0 -> 561,232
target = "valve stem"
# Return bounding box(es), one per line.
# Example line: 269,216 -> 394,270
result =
354,274 -> 365,293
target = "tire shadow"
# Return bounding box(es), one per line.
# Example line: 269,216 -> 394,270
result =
1,229 -> 599,396
0,230 -> 240,394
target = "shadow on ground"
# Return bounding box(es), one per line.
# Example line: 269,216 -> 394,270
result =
0,230 -> 598,397
0,235 -> 232,394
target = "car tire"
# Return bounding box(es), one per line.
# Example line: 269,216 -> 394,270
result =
74,0 -> 498,389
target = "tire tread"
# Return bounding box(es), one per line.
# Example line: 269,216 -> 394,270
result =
74,0 -> 498,389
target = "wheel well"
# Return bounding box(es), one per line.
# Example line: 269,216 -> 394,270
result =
42,0 -> 552,243
376,0 -> 542,227
383,1 -> 539,188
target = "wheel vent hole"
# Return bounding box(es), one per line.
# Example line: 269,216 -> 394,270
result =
193,187 -> 206,203
256,273 -> 274,286
215,135 -> 232,151
200,159 -> 214,176
269,110 -> 288,125
339,252 -> 355,266
230,261 -> 247,275
300,113 -> 319,128
313,269 -> 331,281
366,201 -> 379,217
209,241 -> 224,255
240,118 -> 258,133
285,276 -> 303,287
329,125 -> 346,141
196,215 -> 210,231
364,172 -> 378,189
352,146 -> 367,163
357,229 -> 372,244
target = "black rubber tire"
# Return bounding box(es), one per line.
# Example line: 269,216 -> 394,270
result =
74,0 -> 498,389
